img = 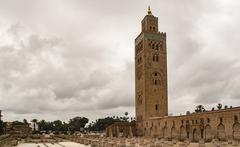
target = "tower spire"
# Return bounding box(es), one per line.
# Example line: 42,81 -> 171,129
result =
147,6 -> 152,15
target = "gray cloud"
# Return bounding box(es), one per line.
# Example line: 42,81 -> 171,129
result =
0,0 -> 240,121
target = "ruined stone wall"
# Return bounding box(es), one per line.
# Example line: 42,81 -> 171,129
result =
138,107 -> 240,142
106,122 -> 136,138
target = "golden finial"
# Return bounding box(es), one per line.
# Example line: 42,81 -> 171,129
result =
148,6 -> 152,15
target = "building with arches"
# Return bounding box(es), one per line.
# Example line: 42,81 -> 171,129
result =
106,7 -> 240,142
134,7 -> 240,142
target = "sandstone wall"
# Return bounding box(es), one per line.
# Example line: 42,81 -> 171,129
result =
138,107 -> 240,142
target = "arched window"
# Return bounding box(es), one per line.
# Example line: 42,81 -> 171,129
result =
153,54 -> 159,62
156,44 -> 159,50
220,117 -> 223,123
150,26 -> 152,31
153,27 -> 155,31
235,116 -> 238,122
160,44 -> 163,51
152,72 -> 162,86
207,118 -> 210,123
152,44 -> 155,49
154,80 -> 157,85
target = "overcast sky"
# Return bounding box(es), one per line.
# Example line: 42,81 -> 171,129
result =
0,0 -> 240,122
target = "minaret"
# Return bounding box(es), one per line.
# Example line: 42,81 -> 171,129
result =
135,7 -> 168,125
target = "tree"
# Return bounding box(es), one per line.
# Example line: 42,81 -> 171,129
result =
195,105 -> 205,113
69,117 -> 89,132
60,122 -> 69,133
124,112 -> 129,121
0,110 -> 2,135
53,120 -> 63,133
12,121 -> 24,125
31,119 -> 38,132
0,120 -> 3,135
23,119 -> 28,124
87,116 -> 124,132
217,104 -> 222,110
37,120 -> 45,131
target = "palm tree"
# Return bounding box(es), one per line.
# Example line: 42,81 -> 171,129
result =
31,119 -> 38,132
217,104 -> 222,110
38,120 -> 47,131
124,112 -> 129,121
224,105 -> 228,109
195,105 -> 205,113
23,119 -> 28,124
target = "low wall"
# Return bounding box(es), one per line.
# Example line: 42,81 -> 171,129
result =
0,135 -> 18,147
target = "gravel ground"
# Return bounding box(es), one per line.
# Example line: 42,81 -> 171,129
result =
16,142 -> 89,147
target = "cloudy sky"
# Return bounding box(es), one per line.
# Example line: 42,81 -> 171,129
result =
0,0 -> 240,122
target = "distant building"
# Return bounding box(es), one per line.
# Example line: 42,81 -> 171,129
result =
5,122 -> 32,135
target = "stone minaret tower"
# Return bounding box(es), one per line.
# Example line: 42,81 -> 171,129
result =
135,7 -> 168,123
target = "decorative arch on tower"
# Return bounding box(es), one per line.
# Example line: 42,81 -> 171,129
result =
151,72 -> 163,87
152,53 -> 159,62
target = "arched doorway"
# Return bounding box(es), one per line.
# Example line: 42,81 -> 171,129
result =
150,127 -> 153,137
233,122 -> 240,140
180,126 -> 187,140
217,123 -> 226,141
193,128 -> 200,142
205,125 -> 212,141
171,127 -> 177,139
162,127 -> 167,139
